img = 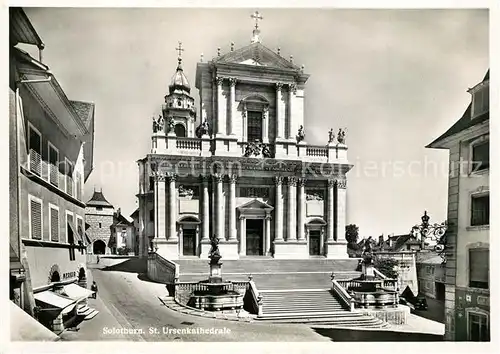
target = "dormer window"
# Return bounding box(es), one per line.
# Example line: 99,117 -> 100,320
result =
471,82 -> 489,119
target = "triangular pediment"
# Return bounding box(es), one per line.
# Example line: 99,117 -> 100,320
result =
214,42 -> 300,70
237,198 -> 274,211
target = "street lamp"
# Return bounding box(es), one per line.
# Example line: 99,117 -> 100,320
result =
410,211 -> 448,263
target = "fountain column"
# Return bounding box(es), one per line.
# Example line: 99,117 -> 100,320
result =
201,176 -> 210,241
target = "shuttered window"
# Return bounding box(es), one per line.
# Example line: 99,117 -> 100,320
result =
30,198 -> 42,240
471,195 -> 489,226
469,248 -> 489,289
472,142 -> 489,171
50,206 -> 59,242
472,86 -> 489,118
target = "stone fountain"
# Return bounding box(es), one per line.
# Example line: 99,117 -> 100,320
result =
348,239 -> 399,309
189,235 -> 244,311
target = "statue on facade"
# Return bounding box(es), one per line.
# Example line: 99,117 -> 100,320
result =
261,143 -> 271,158
152,116 -> 159,133
195,119 -> 209,138
296,125 -> 305,143
167,117 -> 175,133
208,234 -> 221,265
244,140 -> 262,157
328,128 -> 334,143
337,128 -> 346,144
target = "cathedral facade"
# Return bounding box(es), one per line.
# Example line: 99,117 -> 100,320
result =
137,21 -> 352,260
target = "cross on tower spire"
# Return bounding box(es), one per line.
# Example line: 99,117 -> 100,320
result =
175,41 -> 184,66
251,11 -> 263,30
250,11 -> 263,43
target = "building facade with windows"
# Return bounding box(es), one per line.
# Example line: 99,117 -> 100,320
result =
9,8 -> 96,333
137,21 -> 352,260
110,208 -> 136,255
427,70 -> 489,341
416,251 -> 446,301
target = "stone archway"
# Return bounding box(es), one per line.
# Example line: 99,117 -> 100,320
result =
93,239 -> 106,255
48,264 -> 61,284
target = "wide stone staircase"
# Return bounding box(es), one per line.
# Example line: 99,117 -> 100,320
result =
176,258 -> 389,328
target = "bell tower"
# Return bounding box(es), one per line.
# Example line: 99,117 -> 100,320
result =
162,41 -> 196,137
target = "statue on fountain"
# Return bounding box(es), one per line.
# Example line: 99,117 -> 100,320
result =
208,234 -> 221,265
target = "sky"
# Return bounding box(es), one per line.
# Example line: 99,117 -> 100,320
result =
22,7 -> 488,238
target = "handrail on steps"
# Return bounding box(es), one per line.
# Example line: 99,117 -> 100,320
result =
331,279 -> 355,311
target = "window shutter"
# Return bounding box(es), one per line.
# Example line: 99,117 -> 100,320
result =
50,208 -> 59,241
470,249 -> 489,284
30,199 -> 42,239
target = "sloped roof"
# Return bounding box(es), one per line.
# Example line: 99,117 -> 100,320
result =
86,190 -> 113,208
113,212 -> 133,226
213,42 -> 300,70
130,208 -> 139,218
71,100 -> 95,181
427,70 -> 490,148
10,8 -> 43,47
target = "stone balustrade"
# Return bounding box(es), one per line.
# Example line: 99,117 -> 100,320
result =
151,134 -> 348,163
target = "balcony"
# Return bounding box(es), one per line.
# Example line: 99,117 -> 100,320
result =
27,149 -> 79,201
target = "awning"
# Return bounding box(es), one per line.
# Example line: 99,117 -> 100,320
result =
68,222 -> 82,244
34,290 -> 76,314
10,302 -> 59,342
62,283 -> 94,302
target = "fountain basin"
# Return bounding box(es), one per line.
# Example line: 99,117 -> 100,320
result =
190,290 -> 244,311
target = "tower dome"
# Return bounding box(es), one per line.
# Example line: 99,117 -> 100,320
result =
169,58 -> 191,94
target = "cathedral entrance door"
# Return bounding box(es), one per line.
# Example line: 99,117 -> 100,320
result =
309,230 -> 321,255
246,219 -> 263,256
182,228 -> 196,256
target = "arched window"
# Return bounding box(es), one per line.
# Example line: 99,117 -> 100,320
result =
175,124 -> 186,137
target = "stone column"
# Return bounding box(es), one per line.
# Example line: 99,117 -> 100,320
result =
153,173 -> 158,240
201,176 -> 210,241
336,178 -> 347,242
274,176 -> 284,241
276,83 -> 284,138
297,178 -> 306,241
229,78 -> 237,135
239,216 -> 246,256
262,106 -> 269,143
195,226 -> 200,256
216,77 -> 226,136
288,83 -> 297,139
168,174 -> 177,240
214,174 -> 224,241
265,214 -> 271,255
327,179 -> 335,242
287,177 -> 297,241
157,173 -> 167,239
228,174 -> 237,240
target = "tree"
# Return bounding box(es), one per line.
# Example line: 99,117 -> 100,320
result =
345,224 -> 359,246
374,256 -> 399,279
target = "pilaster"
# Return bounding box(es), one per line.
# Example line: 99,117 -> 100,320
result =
336,178 -> 347,242
216,77 -> 226,136
214,174 -> 225,241
228,174 -> 237,240
157,173 -> 167,239
201,175 -> 210,241
168,173 -> 177,241
297,178 -> 306,241
327,179 -> 335,241
274,176 -> 284,241
262,106 -> 269,144
275,82 -> 285,139
239,216 -> 246,256
229,78 -> 237,136
287,83 -> 297,140
287,176 -> 297,241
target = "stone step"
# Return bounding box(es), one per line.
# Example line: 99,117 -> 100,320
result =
84,309 -> 99,320
177,259 -> 360,274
